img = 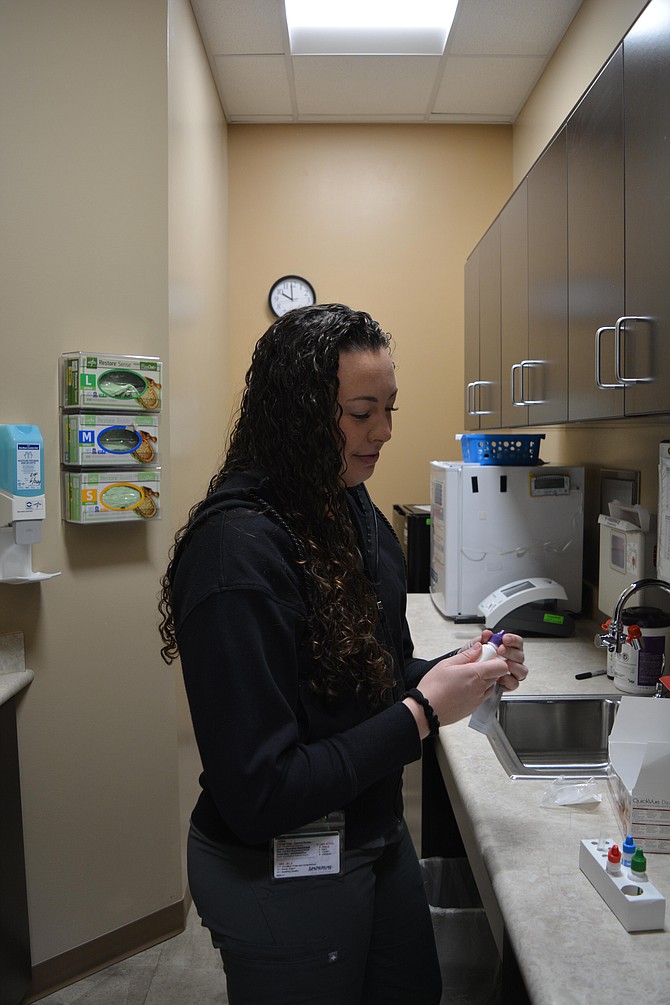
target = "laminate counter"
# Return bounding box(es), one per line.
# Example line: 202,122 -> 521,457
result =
406,595 -> 670,1005
0,632 -> 32,1005
0,632 -> 33,706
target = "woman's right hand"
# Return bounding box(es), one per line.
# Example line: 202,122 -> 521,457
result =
403,641 -> 527,738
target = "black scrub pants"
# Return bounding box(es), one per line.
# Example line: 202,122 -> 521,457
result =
188,820 -> 442,1005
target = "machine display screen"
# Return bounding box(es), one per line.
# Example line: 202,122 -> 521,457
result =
501,580 -> 535,597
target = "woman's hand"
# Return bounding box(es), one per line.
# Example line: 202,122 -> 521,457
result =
403,632 -> 528,738
481,630 -> 527,692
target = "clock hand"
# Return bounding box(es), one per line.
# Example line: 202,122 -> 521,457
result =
282,285 -> 295,301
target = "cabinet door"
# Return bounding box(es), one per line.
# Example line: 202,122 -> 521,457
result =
567,48 -> 625,420
501,182 -> 529,427
463,249 -> 480,430
527,129 -> 568,424
622,0 -> 670,414
477,219 -> 501,429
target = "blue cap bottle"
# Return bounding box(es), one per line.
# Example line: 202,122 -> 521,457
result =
622,834 -> 636,868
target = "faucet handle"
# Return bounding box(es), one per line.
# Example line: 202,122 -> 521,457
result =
595,617 -> 618,651
595,617 -> 640,653
626,624 -> 642,650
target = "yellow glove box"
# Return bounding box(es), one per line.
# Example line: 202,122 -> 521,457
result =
63,469 -> 161,523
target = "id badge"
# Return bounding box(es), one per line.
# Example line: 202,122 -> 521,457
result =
271,811 -> 345,880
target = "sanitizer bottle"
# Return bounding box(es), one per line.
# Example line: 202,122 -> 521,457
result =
0,424 -> 44,501
0,424 -> 59,583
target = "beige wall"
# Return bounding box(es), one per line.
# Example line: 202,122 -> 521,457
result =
167,0 -> 229,878
228,124 -> 513,519
0,0 -> 182,971
513,0 -> 649,181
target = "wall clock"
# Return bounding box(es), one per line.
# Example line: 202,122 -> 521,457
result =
268,275 -> 316,317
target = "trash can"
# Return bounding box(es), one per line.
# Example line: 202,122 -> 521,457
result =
420,857 -> 501,1005
392,503 -> 431,592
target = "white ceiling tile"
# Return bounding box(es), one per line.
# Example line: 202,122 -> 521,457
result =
192,0 -> 286,54
190,0 -> 589,122
213,55 -> 293,116
293,55 -> 440,116
434,55 -> 547,117
448,0 -> 583,56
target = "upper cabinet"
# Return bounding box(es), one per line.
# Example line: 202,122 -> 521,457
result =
463,248 -> 480,431
500,181 -> 528,427
464,220 -> 501,430
527,130 -> 568,425
477,219 -> 502,429
567,48 -> 625,420
621,0 -> 670,414
464,0 -> 670,426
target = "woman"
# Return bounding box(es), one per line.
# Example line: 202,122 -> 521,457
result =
159,304 -> 528,1005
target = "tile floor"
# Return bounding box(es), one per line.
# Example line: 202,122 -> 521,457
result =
32,905 -> 228,1005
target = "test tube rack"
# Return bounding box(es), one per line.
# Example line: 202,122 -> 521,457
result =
579,838 -> 666,932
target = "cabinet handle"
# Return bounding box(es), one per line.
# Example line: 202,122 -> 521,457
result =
511,363 -> 524,406
614,316 -> 653,384
512,360 -> 544,405
466,380 -> 493,415
595,326 -> 623,388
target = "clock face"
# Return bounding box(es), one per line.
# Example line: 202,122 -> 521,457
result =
269,276 -> 316,317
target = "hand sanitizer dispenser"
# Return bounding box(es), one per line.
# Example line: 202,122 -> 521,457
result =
0,424 -> 59,583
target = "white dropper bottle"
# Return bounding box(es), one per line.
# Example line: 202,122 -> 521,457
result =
475,629 -> 506,664
468,630 -> 506,735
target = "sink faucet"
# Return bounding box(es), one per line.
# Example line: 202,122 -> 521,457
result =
596,578 -> 670,654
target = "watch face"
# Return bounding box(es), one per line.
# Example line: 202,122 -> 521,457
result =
269,276 -> 316,317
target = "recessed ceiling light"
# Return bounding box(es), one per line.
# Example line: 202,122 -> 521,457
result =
284,0 -> 459,55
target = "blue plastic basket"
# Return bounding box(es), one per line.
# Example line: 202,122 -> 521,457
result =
457,433 -> 545,466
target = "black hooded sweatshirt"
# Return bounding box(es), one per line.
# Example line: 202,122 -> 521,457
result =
170,471 -> 452,850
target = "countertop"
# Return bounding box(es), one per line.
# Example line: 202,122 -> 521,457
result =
406,594 -> 670,1005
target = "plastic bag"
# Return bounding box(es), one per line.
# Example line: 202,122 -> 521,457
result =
540,776 -> 602,808
420,859 -> 502,1005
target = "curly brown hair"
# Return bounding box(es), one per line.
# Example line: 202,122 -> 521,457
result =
159,304 -> 397,703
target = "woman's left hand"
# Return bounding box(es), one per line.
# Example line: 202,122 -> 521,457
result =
463,630 -> 528,692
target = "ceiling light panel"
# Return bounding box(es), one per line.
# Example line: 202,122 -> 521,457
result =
285,0 -> 459,55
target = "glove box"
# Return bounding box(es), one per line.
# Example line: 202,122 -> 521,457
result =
62,414 -> 159,468
61,352 -> 162,413
62,469 -> 161,523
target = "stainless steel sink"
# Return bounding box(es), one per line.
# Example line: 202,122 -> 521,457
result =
487,693 -> 621,779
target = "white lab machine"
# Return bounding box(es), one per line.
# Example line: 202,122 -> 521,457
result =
429,461 -> 584,623
478,577 -> 574,636
598,502 -> 656,616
